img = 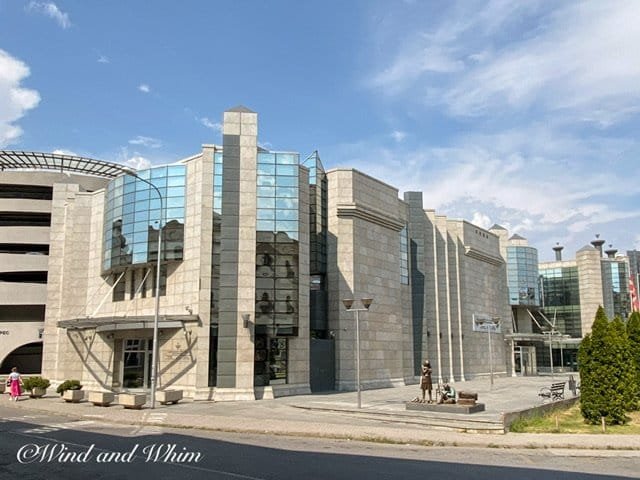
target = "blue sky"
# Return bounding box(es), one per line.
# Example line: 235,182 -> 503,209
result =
1,0 -> 639,260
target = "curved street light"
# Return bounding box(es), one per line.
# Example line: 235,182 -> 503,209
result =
121,167 -> 164,409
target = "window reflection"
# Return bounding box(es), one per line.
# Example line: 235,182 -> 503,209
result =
103,165 -> 186,271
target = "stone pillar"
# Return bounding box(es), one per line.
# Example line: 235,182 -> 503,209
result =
577,246 -> 604,336
216,106 -> 258,400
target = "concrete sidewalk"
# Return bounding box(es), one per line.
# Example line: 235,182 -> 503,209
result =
3,375 -> 640,451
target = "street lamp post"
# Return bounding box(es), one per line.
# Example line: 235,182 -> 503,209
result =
543,328 -> 555,379
475,316 -> 500,388
121,167 -> 163,409
342,297 -> 373,409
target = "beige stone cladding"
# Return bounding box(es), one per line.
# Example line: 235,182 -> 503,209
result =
576,245 -> 604,335
42,153 -> 212,397
215,107 -> 258,400
327,169 -> 409,391
458,221 -> 511,379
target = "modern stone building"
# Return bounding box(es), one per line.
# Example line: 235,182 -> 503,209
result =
0,153 -> 118,374
493,228 -> 632,375
3,106 -> 516,400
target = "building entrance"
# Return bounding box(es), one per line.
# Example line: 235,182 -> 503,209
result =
514,346 -> 536,376
121,339 -> 152,390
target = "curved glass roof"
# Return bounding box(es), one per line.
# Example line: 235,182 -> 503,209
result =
0,150 -> 131,178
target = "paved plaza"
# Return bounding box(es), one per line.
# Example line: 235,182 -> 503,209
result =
5,373 -> 640,451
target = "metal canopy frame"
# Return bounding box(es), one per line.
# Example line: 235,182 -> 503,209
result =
0,150 -> 132,178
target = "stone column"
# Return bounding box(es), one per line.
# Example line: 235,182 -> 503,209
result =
216,106 -> 258,400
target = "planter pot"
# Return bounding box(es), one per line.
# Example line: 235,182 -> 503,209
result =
29,387 -> 47,398
119,393 -> 146,410
0,383 -> 5,394
88,391 -> 115,407
158,389 -> 183,405
62,389 -> 84,403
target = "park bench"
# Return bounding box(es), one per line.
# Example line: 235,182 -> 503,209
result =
538,381 -> 566,402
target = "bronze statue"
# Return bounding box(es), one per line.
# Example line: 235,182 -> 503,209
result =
420,360 -> 433,403
438,383 -> 457,404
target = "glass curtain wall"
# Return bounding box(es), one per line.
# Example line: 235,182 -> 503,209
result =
209,151 -> 223,386
539,266 -> 581,337
254,151 -> 300,386
602,260 -> 630,319
506,246 -> 539,306
303,152 -> 328,338
103,166 -> 186,272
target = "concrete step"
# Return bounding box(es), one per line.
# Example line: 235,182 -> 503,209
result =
291,405 -> 505,433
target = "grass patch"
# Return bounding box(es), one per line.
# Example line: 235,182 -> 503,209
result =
510,403 -> 640,434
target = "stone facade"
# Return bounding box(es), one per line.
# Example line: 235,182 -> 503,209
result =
327,169 -> 411,390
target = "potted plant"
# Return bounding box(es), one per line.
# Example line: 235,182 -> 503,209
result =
57,380 -> 83,403
22,376 -> 50,398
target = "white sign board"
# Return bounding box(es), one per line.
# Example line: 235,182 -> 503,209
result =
472,313 -> 501,333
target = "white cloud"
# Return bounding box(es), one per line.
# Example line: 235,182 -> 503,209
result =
125,155 -> 152,170
128,135 -> 162,148
328,126 -> 640,259
0,49 -> 41,147
391,130 -> 407,142
199,117 -> 222,133
52,149 -> 78,156
97,55 -> 110,64
138,84 -> 150,93
369,1 -> 640,126
26,1 -> 71,29
471,212 -> 492,229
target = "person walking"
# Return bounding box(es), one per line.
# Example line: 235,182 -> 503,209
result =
8,367 -> 23,401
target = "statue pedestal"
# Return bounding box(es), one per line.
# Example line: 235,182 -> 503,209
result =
405,402 -> 485,414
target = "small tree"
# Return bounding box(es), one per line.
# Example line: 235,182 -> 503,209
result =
579,306 -> 614,424
627,311 -> 640,410
608,317 -> 636,419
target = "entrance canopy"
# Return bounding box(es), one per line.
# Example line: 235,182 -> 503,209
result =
57,314 -> 200,332
506,333 -> 582,345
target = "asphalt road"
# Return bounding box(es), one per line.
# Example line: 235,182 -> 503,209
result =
0,405 -> 637,480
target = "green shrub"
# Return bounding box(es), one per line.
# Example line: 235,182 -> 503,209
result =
22,376 -> 51,391
627,312 -> 640,410
56,379 -> 83,395
579,307 -> 635,425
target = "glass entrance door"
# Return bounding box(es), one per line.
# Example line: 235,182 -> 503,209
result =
122,339 -> 152,390
515,346 -> 536,376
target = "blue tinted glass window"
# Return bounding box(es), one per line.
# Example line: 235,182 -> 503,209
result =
167,165 -> 185,176
258,153 -> 275,164
276,198 -> 298,210
257,220 -> 275,231
276,220 -> 298,231
167,196 -> 183,208
276,209 -> 297,221
135,189 -> 149,202
277,165 -> 297,176
276,153 -> 297,164
167,175 -> 185,187
276,187 -> 297,198
276,176 -> 297,187
151,167 -> 167,178
258,176 -> 276,186
258,186 -> 276,197
258,210 -> 276,220
258,164 -> 276,176
257,197 -> 276,209
166,207 -> 184,220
